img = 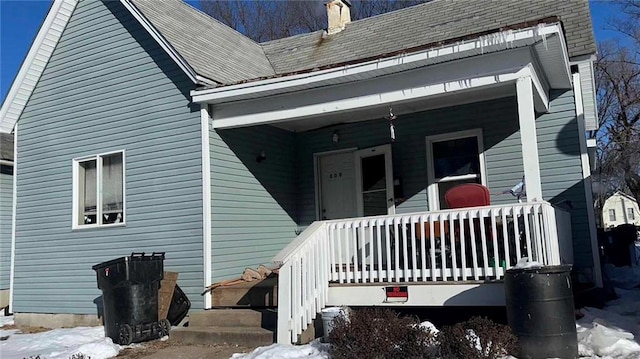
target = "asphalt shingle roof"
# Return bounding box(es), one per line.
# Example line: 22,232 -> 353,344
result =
130,0 -> 275,84
131,0 -> 595,85
262,0 -> 596,75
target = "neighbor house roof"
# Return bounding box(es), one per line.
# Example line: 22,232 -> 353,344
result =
1,133 -> 14,162
261,0 -> 595,76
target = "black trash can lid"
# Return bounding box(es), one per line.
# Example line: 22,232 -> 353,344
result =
506,264 -> 572,275
92,252 -> 165,270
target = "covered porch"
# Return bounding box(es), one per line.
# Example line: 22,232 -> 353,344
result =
195,22 -> 578,343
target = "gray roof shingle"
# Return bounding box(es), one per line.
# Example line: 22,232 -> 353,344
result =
262,0 -> 596,76
131,0 -> 595,85
130,0 -> 275,84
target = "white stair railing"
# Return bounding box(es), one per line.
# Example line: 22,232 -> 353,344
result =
273,201 -> 569,343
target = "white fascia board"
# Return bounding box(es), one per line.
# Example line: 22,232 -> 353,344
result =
192,23 -> 564,104
212,66 -> 534,129
527,63 -> 549,112
120,0 -> 198,84
0,0 -> 77,134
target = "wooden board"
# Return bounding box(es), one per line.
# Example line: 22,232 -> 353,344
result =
158,271 -> 178,320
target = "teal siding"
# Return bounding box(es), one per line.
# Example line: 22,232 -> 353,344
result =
14,0 -> 203,314
537,90 -> 592,268
210,126 -> 297,282
296,97 -> 524,225
0,169 -> 12,290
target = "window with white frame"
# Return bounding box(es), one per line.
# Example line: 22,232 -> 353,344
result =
426,129 -> 485,210
73,151 -> 125,227
628,208 -> 635,221
609,209 -> 616,222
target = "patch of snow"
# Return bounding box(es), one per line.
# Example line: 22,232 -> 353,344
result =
419,321 -> 439,334
0,314 -> 14,327
513,257 -> 543,269
231,339 -> 330,359
0,326 -> 120,359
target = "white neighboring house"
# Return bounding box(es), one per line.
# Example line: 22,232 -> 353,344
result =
602,192 -> 640,228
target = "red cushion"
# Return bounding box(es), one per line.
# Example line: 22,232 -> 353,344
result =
444,184 -> 490,209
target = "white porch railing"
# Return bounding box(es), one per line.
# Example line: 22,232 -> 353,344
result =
273,201 -> 571,343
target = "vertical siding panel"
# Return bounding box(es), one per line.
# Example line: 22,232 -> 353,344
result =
210,125 -> 297,282
14,0 -> 203,314
537,89 -> 592,269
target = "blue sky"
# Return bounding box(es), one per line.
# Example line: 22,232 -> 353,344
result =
0,0 -> 626,106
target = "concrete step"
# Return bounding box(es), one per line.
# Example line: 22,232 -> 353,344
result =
170,326 -> 275,347
211,277 -> 278,307
189,309 -> 277,329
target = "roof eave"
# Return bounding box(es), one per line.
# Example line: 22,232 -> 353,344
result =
192,23 -> 570,105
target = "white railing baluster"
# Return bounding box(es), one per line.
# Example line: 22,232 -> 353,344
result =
337,224 -> 344,283
376,219 -> 383,282
449,212 -> 457,281
411,216 -> 418,281
429,214 -> 437,281
368,221 -> 375,282
501,208 -> 510,268
402,217 -> 409,281
491,209 -> 500,279
420,215 -> 427,282
385,219 -> 392,281
360,222 -> 367,283
394,217 -> 401,282
478,209 -> 490,279
469,212 -> 479,280
329,224 -> 336,281
460,210 -> 467,281
273,200 -> 570,344
439,214 -> 447,281
352,222 -> 359,283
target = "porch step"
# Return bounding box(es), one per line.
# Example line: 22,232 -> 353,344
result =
211,277 -> 278,307
170,308 -> 277,347
170,326 -> 275,347
189,308 -> 277,328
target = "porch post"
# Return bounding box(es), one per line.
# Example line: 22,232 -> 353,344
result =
516,76 -> 543,201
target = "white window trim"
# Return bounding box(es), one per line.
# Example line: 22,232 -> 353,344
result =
608,209 -> 616,222
72,150 -> 126,230
425,129 -> 487,211
354,144 -> 395,217
627,208 -> 634,221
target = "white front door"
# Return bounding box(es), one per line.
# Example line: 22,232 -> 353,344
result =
318,151 -> 357,220
355,144 -> 395,217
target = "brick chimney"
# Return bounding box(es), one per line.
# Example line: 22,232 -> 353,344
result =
326,0 -> 351,35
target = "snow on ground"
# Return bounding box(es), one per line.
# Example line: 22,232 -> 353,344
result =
232,266 -> 640,359
0,324 -> 120,359
0,266 -> 638,359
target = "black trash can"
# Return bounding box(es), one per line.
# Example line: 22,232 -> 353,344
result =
505,265 -> 577,359
92,252 -> 171,345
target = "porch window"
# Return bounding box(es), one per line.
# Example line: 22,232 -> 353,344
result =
426,129 -> 485,210
609,209 -> 616,222
73,151 -> 125,228
628,208 -> 635,221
